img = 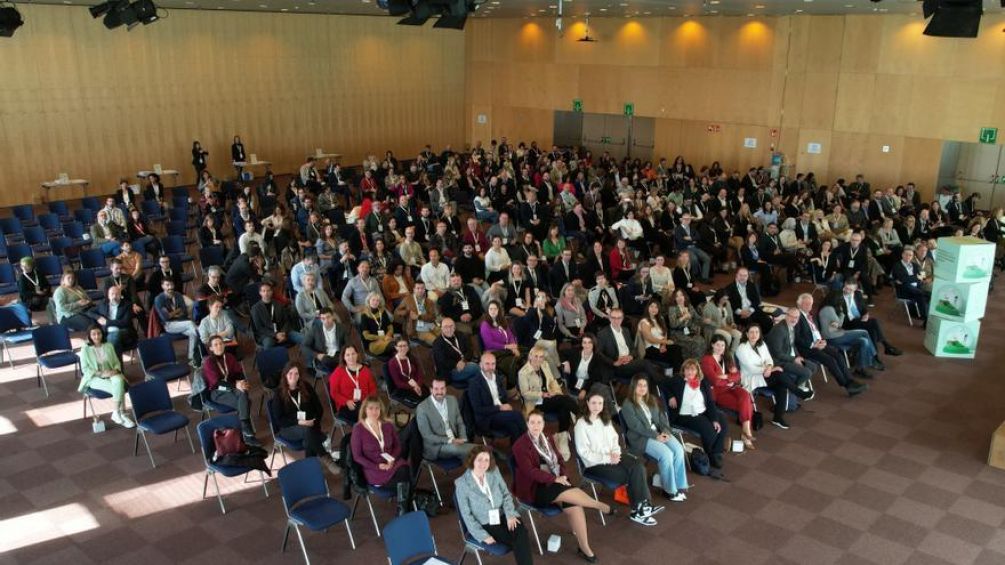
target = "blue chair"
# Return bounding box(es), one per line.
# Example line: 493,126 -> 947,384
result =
137,335 -> 191,389
128,378 -> 195,467
453,492 -> 512,565
349,480 -> 398,537
76,268 -> 105,302
83,387 -> 113,420
384,511 -> 442,565
321,378 -> 353,446
279,457 -> 356,564
23,226 -> 51,254
79,248 -> 111,278
256,346 -> 289,414
266,398 -> 305,469
172,187 -> 190,200
74,208 -> 95,227
62,221 -> 87,244
506,453 -> 562,555
7,243 -> 32,266
421,456 -> 463,506
33,324 -> 80,397
81,196 -> 102,212
0,237 -> 7,261
34,255 -> 65,287
0,217 -> 24,243
172,194 -> 190,211
163,235 -> 194,263
12,204 -> 37,227
169,254 -> 195,287
38,213 -> 63,236
141,200 -> 164,223
0,304 -> 35,369
0,263 -> 17,295
48,200 -> 72,222
197,413 -> 270,514
199,246 -> 225,270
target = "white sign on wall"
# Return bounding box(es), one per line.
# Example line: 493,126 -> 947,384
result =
806,143 -> 822,154
743,137 -> 757,149
476,114 -> 488,124
881,145 -> 891,153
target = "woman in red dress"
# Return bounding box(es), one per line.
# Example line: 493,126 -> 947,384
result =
700,334 -> 757,450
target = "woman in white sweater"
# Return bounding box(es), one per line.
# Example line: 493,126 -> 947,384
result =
573,392 -> 662,527
734,323 -> 782,393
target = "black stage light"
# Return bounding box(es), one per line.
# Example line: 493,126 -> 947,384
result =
922,0 -> 982,38
132,0 -> 159,25
0,5 -> 23,38
398,0 -> 434,25
90,1 -> 114,18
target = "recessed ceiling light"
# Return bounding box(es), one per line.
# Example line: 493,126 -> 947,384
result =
643,11 -> 650,15
259,4 -> 266,7
548,4 -> 556,8
619,2 -> 628,6
599,7 -> 606,11
795,9 -> 803,13
280,8 -> 287,11
709,0 -> 719,4
754,4 -> 764,8
746,13 -> 753,16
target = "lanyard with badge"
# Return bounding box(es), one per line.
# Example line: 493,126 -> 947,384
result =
640,402 -> 657,431
292,392 -> 307,421
348,367 -> 362,401
475,473 -> 501,524
366,420 -> 395,462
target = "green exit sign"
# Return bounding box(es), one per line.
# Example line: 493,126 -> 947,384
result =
980,127 -> 998,144
600,136 -> 612,144
623,102 -> 634,117
573,99 -> 583,113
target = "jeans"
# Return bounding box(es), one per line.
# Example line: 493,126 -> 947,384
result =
163,320 -> 199,360
644,437 -> 689,494
828,330 -> 877,368
687,245 -> 712,280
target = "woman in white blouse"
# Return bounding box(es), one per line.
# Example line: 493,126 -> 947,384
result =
484,236 -> 512,285
574,392 -> 662,527
610,208 -> 644,242
649,255 -> 675,298
734,324 -> 791,429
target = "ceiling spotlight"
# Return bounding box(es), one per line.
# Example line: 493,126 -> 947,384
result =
102,0 -> 160,30
89,1 -> 115,18
382,0 -> 483,29
0,4 -> 23,38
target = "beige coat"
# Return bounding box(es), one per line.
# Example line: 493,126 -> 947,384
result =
517,362 -> 564,417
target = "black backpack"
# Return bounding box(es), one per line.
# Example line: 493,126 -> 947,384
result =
689,447 -> 711,476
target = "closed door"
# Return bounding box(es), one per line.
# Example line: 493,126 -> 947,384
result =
630,117 -> 655,161
938,142 -> 1005,210
581,113 -> 629,159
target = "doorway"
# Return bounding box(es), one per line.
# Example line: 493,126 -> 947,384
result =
937,141 -> 1005,210
553,111 -> 655,161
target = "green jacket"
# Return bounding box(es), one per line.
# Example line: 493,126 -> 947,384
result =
79,342 -> 122,392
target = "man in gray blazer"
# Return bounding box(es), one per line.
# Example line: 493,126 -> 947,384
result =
765,308 -> 817,389
416,376 -> 477,461
301,308 -> 348,375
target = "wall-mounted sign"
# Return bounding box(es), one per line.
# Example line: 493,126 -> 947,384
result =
806,142 -> 822,154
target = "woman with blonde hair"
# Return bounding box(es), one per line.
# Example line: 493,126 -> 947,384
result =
350,396 -> 414,514
360,292 -> 394,357
517,346 -> 578,460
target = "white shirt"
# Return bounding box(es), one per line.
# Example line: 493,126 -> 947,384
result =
612,327 -> 630,357
483,373 -> 501,406
735,283 -> 752,312
322,323 -> 339,356
679,383 -> 706,417
107,301 -> 120,333
432,397 -> 455,440
800,311 -> 822,341
420,261 -> 451,292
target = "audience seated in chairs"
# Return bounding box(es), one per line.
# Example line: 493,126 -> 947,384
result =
54,271 -> 95,332
700,335 -> 757,450
516,346 -> 578,460
17,256 -> 51,313
416,376 -> 478,462
250,281 -> 303,349
386,338 -> 430,409
467,352 -> 527,444
329,345 -> 378,423
742,320 -> 813,430
359,291 -> 395,358
620,375 -> 689,501
350,397 -> 414,515
665,359 -> 729,478
302,307 -> 348,375
153,278 -> 200,365
431,317 -> 481,387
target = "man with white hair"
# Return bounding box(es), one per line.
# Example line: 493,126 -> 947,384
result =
794,293 -> 868,397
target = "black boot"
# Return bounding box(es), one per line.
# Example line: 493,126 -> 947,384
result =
241,420 -> 261,447
396,481 -> 412,516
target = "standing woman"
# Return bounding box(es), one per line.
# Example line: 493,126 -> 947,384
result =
351,397 -> 414,514
701,335 -> 756,449
574,392 -> 662,526
512,411 -> 611,563
454,446 -> 534,565
79,325 -> 134,428
328,345 -> 378,422
192,140 -> 209,181
270,361 -> 340,473
666,359 -> 729,474
620,375 -> 689,501
231,135 -> 247,178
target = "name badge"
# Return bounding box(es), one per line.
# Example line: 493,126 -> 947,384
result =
475,244 -> 481,252
533,330 -> 543,340
377,330 -> 385,337
683,326 -> 690,336
575,377 -> 586,390
575,318 -> 582,327
378,224 -> 384,232
687,283 -> 693,288
461,301 -> 470,311
380,453 -> 395,463
847,260 -> 855,268
488,508 -> 501,525
297,410 -> 307,421
353,388 -> 362,401
502,238 -> 509,245
515,298 -> 524,308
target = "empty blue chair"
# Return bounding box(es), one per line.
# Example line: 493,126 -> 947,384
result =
384,511 -> 441,565
0,263 -> 17,295
168,207 -> 189,224
33,324 -> 80,397
12,204 -> 38,227
74,208 -> 95,227
279,457 -> 355,564
34,255 -> 65,287
22,226 -> 50,253
48,200 -> 71,221
0,304 -> 35,369
506,453 -> 562,555
172,187 -> 190,200
77,268 -> 105,302
79,248 -> 111,278
0,237 -> 7,261
128,378 -> 195,468
81,196 -> 102,212
172,194 -> 190,211
256,346 -> 289,414
0,217 -> 24,243
62,220 -> 85,240
169,254 -> 195,287
38,213 -> 63,235
163,235 -> 194,262
49,237 -> 77,262
7,243 -> 32,266
141,199 -> 164,222
197,413 -> 270,514
199,246 -> 225,269
137,335 -> 191,388
454,492 -> 512,565
266,397 -> 305,469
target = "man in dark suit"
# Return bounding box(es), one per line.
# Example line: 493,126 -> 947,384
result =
836,231 -> 876,300
104,258 -> 147,327
466,352 -> 526,443
794,294 -> 868,396
891,247 -> 930,324
145,254 -> 185,309
848,175 -> 870,201
93,284 -> 137,358
836,281 -> 902,356
346,218 -> 371,256
549,248 -> 582,297
725,268 -> 777,335
250,282 -> 303,348
793,211 -> 819,250
758,223 -> 800,279
301,308 -> 348,375
518,189 -> 549,241
596,308 -> 663,387
673,213 -> 711,282
437,273 -> 484,337
765,308 -> 819,390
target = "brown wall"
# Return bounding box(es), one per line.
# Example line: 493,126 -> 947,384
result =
0,5 -> 466,206
465,14 -> 1005,198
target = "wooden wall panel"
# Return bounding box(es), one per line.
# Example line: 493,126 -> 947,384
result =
0,5 -> 465,206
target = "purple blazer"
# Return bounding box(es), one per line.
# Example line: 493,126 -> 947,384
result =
350,421 -> 407,487
480,320 -> 517,351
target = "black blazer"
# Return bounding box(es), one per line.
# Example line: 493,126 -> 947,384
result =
93,299 -> 136,334
432,333 -> 471,377
793,312 -> 820,356
596,325 -> 634,365
250,300 -> 298,343
891,261 -> 923,293
192,148 -> 208,167
672,265 -> 697,291
549,259 -> 581,296
560,349 -> 612,392
467,372 -> 510,429
301,318 -> 349,366
231,143 -> 246,163
765,323 -> 797,364
725,281 -> 762,314
665,375 -> 720,423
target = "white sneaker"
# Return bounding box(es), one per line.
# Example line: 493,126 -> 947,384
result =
112,411 -> 135,429
629,510 -> 657,526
